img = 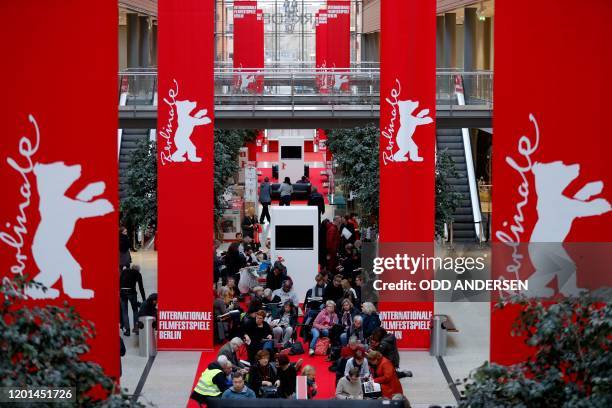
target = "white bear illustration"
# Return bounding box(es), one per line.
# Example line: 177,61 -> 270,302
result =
527,161 -> 611,297
171,100 -> 211,163
333,74 -> 349,91
392,100 -> 433,162
239,73 -> 256,92
26,162 -> 114,300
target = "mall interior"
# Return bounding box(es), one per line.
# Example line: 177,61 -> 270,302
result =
117,0 -> 494,407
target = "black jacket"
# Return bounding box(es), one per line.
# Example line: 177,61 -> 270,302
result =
277,364 -> 297,398
207,361 -> 231,393
308,192 -> 325,215
248,362 -> 278,396
378,333 -> 400,368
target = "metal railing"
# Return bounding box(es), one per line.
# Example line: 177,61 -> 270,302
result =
118,69 -> 493,108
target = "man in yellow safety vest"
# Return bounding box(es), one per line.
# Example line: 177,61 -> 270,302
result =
190,355 -> 234,406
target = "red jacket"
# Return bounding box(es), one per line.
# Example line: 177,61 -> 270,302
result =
326,223 -> 340,254
372,357 -> 403,398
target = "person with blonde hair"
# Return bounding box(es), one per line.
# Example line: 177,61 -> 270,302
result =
361,301 -> 382,339
301,365 -> 318,399
310,300 -> 338,355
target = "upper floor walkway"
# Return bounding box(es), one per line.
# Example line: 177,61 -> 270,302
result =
119,63 -> 492,129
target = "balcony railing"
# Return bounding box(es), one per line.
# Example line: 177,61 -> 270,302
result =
118,69 -> 493,109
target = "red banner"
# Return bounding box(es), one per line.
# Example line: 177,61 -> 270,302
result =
157,0 -> 215,350
234,1 -> 264,93
492,0 -> 612,364
316,10 -> 329,91
326,0 -> 350,91
0,2 -> 119,376
379,0 -> 436,349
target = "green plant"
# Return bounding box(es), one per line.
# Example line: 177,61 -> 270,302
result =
0,277 -> 143,407
435,149 -> 462,238
213,129 -> 256,223
120,138 -> 157,232
325,124 -> 380,226
460,294 -> 612,407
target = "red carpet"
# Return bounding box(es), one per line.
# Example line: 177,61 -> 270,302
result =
186,341 -> 337,407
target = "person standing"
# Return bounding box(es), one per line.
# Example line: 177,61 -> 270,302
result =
308,187 -> 325,222
279,177 -> 293,206
242,207 -> 259,241
259,177 -> 272,224
119,226 -> 131,269
120,264 -> 146,336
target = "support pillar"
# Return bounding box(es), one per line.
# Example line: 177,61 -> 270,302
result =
483,17 -> 492,70
151,23 -> 158,67
127,13 -> 139,68
443,13 -> 456,68
436,15 -> 445,68
464,8 -> 477,71
139,16 -> 150,67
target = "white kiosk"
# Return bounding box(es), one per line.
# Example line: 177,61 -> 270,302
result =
269,206 -> 319,302
278,136 -> 304,183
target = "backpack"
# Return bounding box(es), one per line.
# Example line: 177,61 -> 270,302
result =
314,337 -> 331,356
289,342 -> 305,355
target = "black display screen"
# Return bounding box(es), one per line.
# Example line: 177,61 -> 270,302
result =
280,146 -> 302,159
275,225 -> 313,249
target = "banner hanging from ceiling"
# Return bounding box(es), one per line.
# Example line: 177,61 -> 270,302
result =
378,0 -> 436,349
316,10 -> 329,91
491,0 -> 612,365
157,0 -> 215,350
234,0 -> 264,93
0,1 -> 119,376
326,0 -> 350,91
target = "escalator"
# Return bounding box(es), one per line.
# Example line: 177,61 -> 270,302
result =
118,128 -> 150,199
436,128 -> 480,242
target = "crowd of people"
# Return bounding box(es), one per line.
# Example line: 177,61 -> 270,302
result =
196,213 -> 411,405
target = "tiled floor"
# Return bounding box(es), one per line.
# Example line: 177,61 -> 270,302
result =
121,249 -> 490,407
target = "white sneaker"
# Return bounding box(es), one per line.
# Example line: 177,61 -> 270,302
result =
309,349 -> 315,356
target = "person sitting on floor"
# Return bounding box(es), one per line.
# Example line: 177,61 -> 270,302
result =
275,353 -> 297,398
218,337 -> 247,372
323,274 -> 344,304
344,349 -> 370,379
262,288 -> 282,305
243,310 -> 274,362
366,350 -> 404,399
310,300 -> 339,356
335,367 -> 364,400
248,350 -> 278,397
336,298 -> 358,345
361,302 -> 382,339
190,355 -> 233,406
265,266 -> 287,292
272,279 -> 299,307
341,314 -> 366,346
369,327 -> 400,369
271,301 -> 298,348
301,365 -> 318,399
221,372 -> 256,400
341,335 -> 366,359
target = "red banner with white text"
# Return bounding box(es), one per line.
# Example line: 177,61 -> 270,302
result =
157,0 -> 215,350
326,0 -> 350,91
234,1 -> 264,93
0,2 -> 119,376
379,0 -> 436,349
492,0 -> 612,364
316,10 -> 329,91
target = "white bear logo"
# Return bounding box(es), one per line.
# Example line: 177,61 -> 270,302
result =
26,162 -> 114,300
171,100 -> 211,163
527,161 -> 611,297
333,74 -> 349,91
239,73 -> 256,92
392,100 -> 433,162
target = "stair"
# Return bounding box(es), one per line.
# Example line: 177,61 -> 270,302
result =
436,128 -> 478,242
119,128 -> 150,199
